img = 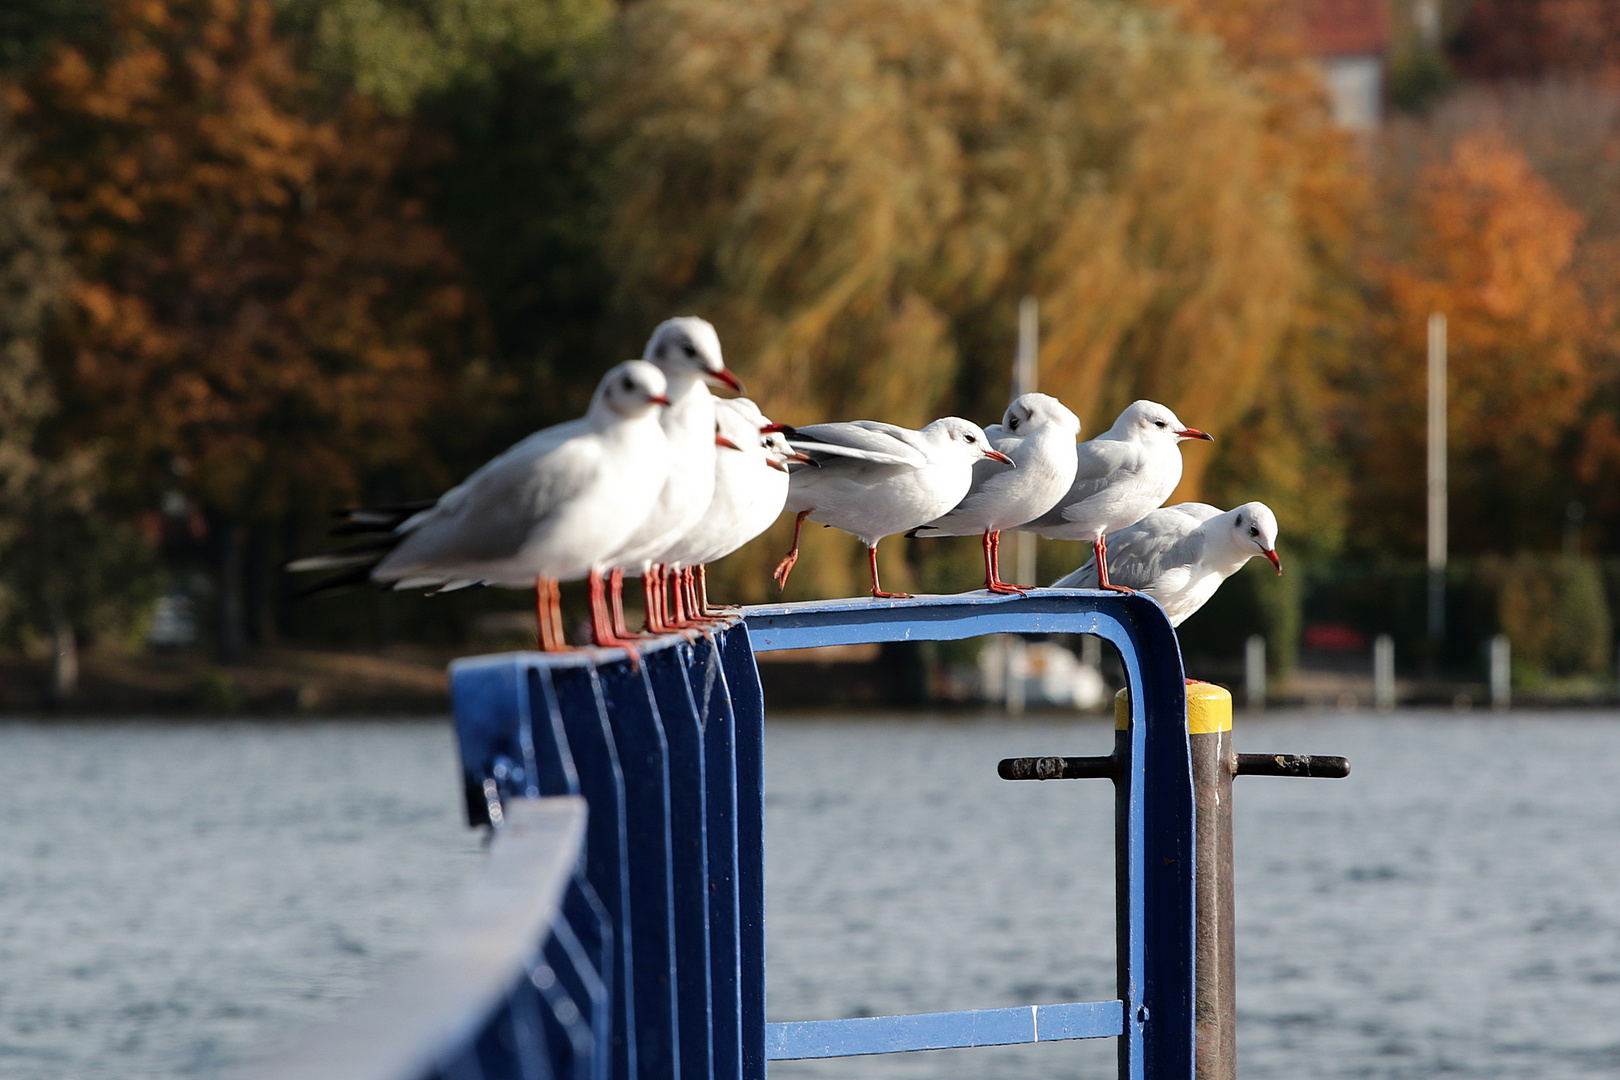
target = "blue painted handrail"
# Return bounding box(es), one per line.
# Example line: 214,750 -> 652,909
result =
442,588 -> 1197,1080
226,796 -> 607,1080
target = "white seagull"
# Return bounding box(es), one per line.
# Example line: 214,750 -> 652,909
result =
1015,400 -> 1213,592
1051,501 -> 1281,624
289,360 -> 672,652
604,316 -> 742,634
909,392 -> 1082,593
666,398 -> 805,618
774,417 -> 1013,598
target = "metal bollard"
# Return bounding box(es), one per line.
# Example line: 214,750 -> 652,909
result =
1180,682 -> 1236,1080
999,680 -> 1349,1080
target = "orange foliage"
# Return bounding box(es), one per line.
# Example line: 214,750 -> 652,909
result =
8,0 -> 470,519
1360,131 -> 1592,554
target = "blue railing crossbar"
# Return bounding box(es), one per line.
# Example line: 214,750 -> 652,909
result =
445,588 -> 1197,1080
766,1000 -> 1125,1059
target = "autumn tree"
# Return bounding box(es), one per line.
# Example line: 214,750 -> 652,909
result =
1451,0 -> 1620,83
8,0 -> 473,654
1353,130 -> 1592,558
0,122 -> 157,697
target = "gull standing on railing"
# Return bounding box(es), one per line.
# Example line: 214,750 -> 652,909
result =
1052,502 -> 1281,624
1014,400 -> 1213,592
288,360 -> 672,651
773,417 -> 1013,598
604,316 -> 743,635
908,392 -> 1082,593
666,398 -> 806,619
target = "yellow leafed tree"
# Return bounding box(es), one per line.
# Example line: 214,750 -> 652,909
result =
590,0 -> 1323,598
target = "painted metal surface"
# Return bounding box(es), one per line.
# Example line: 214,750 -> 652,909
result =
225,797 -> 606,1080
440,587 -> 1198,1080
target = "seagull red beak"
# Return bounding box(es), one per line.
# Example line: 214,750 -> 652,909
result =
1264,548 -> 1282,574
715,434 -> 741,451
766,457 -> 790,473
706,367 -> 745,394
649,394 -> 672,406
985,449 -> 1015,466
1176,428 -> 1214,441
785,450 -> 815,465
761,422 -> 796,436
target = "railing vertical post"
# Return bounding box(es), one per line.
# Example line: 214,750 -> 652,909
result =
689,637 -> 744,1080
1187,683 -> 1235,1080
1112,641 -> 1196,1080
718,625 -> 769,1080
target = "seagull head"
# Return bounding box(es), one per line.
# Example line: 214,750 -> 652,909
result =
1002,392 -> 1082,440
924,417 -> 1015,466
595,360 -> 671,419
1112,400 -> 1213,446
644,316 -> 744,394
1228,502 -> 1281,573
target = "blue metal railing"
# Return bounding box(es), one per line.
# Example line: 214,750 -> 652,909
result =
445,588 -> 1197,1080
227,796 -> 609,1080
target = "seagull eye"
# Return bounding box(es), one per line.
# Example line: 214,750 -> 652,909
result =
965,434 -> 976,443
1155,420 -> 1167,428
1249,526 -> 1260,538
681,342 -> 697,359
1008,417 -> 1019,430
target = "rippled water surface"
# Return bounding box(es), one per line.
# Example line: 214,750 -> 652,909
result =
2,710 -> 1619,1079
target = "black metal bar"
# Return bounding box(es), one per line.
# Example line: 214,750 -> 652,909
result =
996,755 -> 1115,781
1233,753 -> 1351,779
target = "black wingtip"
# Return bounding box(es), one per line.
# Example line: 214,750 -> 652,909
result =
292,562 -> 379,600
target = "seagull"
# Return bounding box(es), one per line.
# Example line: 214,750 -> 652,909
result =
1051,502 -> 1281,625
603,316 -> 743,635
774,417 -> 1014,598
666,398 -> 806,618
1014,400 -> 1213,592
288,360 -> 672,652
908,392 -> 1082,593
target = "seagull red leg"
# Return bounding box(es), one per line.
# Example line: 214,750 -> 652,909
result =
983,529 -> 1026,595
867,543 -> 912,599
680,567 -> 727,625
535,577 -> 570,652
1094,533 -> 1136,595
609,569 -> 634,639
642,567 -> 671,633
697,565 -> 734,618
773,510 -> 811,591
549,579 -> 568,648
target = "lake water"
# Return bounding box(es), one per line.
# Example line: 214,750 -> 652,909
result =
2,711 -> 1619,1078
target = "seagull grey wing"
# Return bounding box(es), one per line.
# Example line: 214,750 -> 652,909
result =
1050,504 -> 1207,589
381,434 -> 602,573
401,418 -> 591,533
789,421 -> 928,467
1096,508 -> 1208,587
1019,438 -> 1135,528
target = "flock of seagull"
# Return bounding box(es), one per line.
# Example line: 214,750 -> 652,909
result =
290,316 -> 1283,654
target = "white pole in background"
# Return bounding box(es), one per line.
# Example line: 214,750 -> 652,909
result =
1244,634 -> 1267,711
1490,635 -> 1511,710
1374,634 -> 1396,712
1427,312 -> 1447,645
1013,298 -> 1039,587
